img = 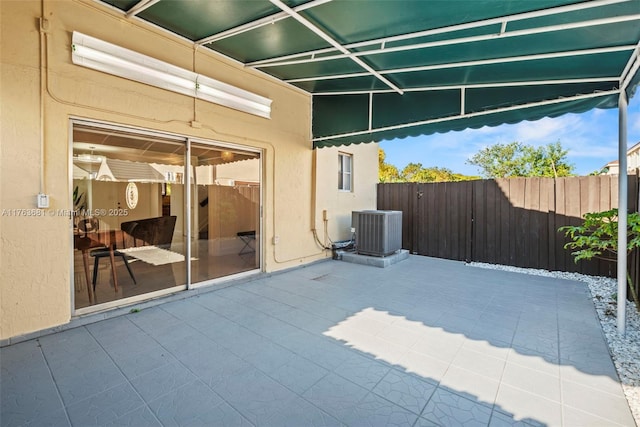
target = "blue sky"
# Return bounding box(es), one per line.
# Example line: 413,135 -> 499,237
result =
379,99 -> 640,177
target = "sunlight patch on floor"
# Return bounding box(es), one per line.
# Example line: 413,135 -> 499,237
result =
323,307 -> 622,426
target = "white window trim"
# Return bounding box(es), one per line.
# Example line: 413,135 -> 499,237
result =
338,152 -> 353,192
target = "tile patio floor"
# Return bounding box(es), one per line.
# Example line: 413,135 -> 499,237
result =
1,255 -> 636,426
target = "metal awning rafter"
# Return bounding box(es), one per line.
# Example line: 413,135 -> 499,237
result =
246,0 -> 635,69
312,77 -> 621,97
125,0 -> 160,18
284,45 -> 636,84
249,14 -> 640,69
621,40 -> 640,91
194,0 -> 332,46
267,0 -> 403,94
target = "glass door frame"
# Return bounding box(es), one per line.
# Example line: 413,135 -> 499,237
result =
186,137 -> 264,290
69,118 -> 263,316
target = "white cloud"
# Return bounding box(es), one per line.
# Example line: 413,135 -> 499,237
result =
512,115 -> 583,142
629,110 -> 640,139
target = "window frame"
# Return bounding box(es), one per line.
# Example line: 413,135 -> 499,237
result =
338,152 -> 353,192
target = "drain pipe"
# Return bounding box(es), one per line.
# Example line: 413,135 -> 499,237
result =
617,91 -> 628,336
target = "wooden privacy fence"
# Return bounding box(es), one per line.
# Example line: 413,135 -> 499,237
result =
377,175 -> 640,285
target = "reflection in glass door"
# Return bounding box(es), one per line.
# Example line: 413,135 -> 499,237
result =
72,123 -> 187,309
71,122 -> 262,311
190,142 -> 261,283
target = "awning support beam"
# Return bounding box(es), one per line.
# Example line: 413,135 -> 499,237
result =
248,0 -> 633,68
195,0 -> 332,45
286,45 -> 635,84
621,41 -> 640,91
313,77 -> 620,96
251,14 -> 640,69
618,91 -> 628,336
267,0 -> 403,94
125,0 -> 160,17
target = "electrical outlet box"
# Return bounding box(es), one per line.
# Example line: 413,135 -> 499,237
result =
350,227 -> 356,233
37,193 -> 50,208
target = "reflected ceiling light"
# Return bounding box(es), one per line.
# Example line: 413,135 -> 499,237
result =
71,31 -> 272,119
74,153 -> 105,163
221,151 -> 235,162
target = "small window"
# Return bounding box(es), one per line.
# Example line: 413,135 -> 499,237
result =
338,153 -> 352,191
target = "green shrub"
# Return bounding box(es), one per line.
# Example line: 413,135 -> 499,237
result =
559,208 -> 640,309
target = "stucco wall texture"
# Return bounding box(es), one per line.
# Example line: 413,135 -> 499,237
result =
0,0 -> 378,340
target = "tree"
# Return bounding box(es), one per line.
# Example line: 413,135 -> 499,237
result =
379,148 -> 478,183
401,162 -> 428,182
523,141 -> 574,178
467,141 -> 575,178
378,148 -> 400,182
401,163 -> 471,182
466,142 -> 525,178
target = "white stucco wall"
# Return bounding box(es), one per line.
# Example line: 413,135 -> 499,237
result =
314,144 -> 380,244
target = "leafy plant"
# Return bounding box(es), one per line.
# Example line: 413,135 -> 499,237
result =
559,208 -> 640,310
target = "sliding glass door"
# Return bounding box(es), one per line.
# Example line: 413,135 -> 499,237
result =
189,142 -> 261,283
71,122 -> 260,311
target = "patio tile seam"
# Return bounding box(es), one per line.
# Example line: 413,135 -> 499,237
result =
364,390 -> 432,422
263,396 -> 342,426
561,404 -> 632,427
73,399 -> 150,427
46,364 -> 157,426
189,296 -> 353,373
420,384 -> 497,424
417,353 -> 501,412
432,380 -> 498,412
216,286 -> 300,314
191,293 -> 299,330
508,344 -> 560,367
489,406 -> 548,427
143,348 -> 259,425
370,380 -> 436,417
160,299 -> 336,400
450,346 -> 510,371
502,378 -> 562,410
264,366 -> 330,397
81,326 -> 167,426
34,338 -> 74,427
447,352 -> 510,391
148,378 -> 256,426
191,292 -> 363,360
495,378 -> 565,407
559,375 -> 629,399
331,365 -> 389,393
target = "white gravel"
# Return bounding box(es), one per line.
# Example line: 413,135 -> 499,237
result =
469,262 -> 640,424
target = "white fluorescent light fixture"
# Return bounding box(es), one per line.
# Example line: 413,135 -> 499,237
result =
71,31 -> 272,119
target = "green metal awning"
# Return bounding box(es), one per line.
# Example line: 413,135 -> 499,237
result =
98,0 -> 639,148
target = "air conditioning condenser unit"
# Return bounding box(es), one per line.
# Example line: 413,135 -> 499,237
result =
352,210 -> 402,257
